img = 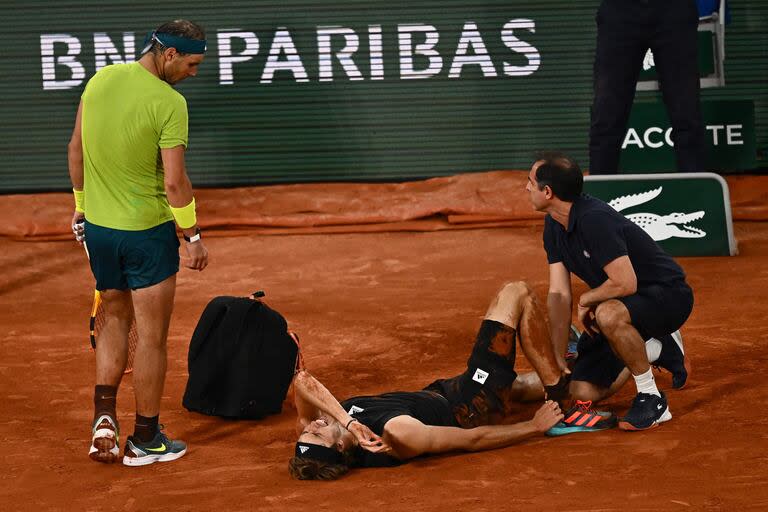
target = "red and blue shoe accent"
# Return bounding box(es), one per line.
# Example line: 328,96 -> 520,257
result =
545,400 -> 617,437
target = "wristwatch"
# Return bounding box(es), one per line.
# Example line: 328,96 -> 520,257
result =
183,227 -> 202,243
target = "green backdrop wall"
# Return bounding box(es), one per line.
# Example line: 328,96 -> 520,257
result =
1,1 -> 765,192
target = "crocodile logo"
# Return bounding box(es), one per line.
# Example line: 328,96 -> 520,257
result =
608,187 -> 706,241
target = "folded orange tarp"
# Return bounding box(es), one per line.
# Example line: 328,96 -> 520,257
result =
2,171 -> 766,240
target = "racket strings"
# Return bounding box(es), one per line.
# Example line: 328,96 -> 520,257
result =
92,301 -> 138,374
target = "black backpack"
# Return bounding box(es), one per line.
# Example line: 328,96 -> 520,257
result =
182,295 -> 298,419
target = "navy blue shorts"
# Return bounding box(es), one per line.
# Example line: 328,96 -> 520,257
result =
572,282 -> 694,389
84,220 -> 180,291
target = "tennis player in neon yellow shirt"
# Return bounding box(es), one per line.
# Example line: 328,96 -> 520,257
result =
68,19 -> 209,467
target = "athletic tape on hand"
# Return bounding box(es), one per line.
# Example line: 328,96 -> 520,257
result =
72,222 -> 85,242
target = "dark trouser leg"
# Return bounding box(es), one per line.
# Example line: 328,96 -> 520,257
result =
589,0 -> 650,175
652,0 -> 706,172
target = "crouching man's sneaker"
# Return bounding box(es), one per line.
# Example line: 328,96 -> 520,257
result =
123,426 -> 187,467
545,400 -> 617,436
618,391 -> 672,431
653,330 -> 690,389
89,414 -> 120,463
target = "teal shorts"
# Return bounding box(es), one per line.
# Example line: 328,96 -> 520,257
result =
84,220 -> 180,291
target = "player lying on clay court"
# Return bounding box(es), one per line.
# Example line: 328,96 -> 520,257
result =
289,281 -> 616,480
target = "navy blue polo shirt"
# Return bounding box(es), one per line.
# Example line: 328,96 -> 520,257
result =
543,195 -> 686,289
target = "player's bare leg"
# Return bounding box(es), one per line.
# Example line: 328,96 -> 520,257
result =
90,288 -> 132,463
484,281 -> 562,387
95,289 -> 133,386
122,275 -> 187,466
130,275 -> 176,417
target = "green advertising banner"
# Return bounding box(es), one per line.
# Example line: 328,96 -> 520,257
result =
584,173 -> 737,257
619,100 -> 756,173
1,1 -> 766,192
0,0 -> 606,192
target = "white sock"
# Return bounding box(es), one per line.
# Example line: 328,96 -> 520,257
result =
633,368 -> 660,397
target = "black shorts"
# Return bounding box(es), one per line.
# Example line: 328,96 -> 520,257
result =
618,282 -> 694,340
424,320 -> 519,428
573,282 -> 694,389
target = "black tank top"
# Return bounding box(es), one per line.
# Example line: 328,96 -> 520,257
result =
340,390 -> 457,435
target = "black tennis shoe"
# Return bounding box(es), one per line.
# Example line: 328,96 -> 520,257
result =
123,426 -> 187,467
652,330 -> 690,389
619,391 -> 672,431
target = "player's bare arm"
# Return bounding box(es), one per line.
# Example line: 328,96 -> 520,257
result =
547,261 -> 573,371
382,401 -> 563,460
293,369 -> 388,452
68,101 -> 85,233
161,145 -> 208,271
292,369 -> 326,432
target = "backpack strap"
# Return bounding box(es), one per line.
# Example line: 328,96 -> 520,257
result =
288,331 -> 304,374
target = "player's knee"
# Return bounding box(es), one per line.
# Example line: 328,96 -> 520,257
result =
485,281 -> 533,325
496,281 -> 531,302
102,303 -> 134,324
594,300 -> 628,332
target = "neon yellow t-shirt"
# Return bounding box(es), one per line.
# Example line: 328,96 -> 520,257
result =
81,62 -> 188,230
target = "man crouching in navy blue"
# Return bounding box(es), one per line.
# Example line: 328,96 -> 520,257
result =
526,151 -> 693,431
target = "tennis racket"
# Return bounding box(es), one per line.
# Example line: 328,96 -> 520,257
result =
81,234 -> 138,374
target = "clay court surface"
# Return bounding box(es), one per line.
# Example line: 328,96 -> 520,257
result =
1,172 -> 768,511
